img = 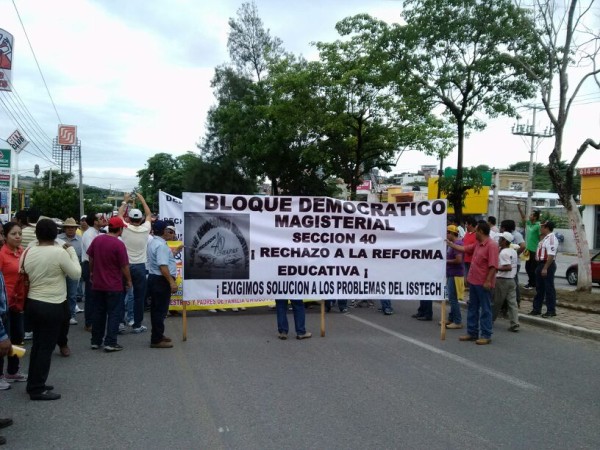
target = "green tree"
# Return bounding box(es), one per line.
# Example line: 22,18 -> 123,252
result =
381,0 -> 540,218
314,15 -> 452,200
137,153 -> 198,210
30,171 -> 87,219
505,0 -> 599,291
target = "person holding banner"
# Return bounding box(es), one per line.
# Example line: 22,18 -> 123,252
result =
276,300 -> 311,340
447,220 -> 498,345
146,221 -> 177,349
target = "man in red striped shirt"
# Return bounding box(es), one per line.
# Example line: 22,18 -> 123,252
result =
529,221 -> 558,318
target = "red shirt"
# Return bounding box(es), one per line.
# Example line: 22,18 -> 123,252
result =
462,231 -> 477,263
0,245 -> 24,301
87,235 -> 129,292
464,237 -> 499,288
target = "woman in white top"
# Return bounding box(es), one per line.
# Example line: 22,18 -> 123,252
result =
23,219 -> 81,401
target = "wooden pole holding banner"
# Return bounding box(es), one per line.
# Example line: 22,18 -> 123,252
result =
440,300 -> 446,341
320,300 -> 326,337
182,302 -> 188,341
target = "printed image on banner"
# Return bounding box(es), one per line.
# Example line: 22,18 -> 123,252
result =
185,213 -> 250,280
182,193 -> 447,301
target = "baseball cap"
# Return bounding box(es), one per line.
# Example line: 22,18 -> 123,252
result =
153,220 -> 168,235
108,216 -> 127,229
166,225 -> 176,233
499,231 -> 514,243
128,208 -> 143,220
447,225 -> 459,234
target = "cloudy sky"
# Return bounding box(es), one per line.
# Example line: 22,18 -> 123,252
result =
0,0 -> 598,193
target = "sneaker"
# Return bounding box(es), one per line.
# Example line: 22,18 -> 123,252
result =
340,308 -> 349,314
131,325 -> 147,334
0,378 -> 11,390
127,320 -> 134,327
231,308 -> 239,312
475,338 -> 492,345
446,323 -> 463,329
218,309 -> 227,312
4,372 -> 27,383
278,333 -> 288,340
459,335 -> 477,342
24,332 -> 33,340
90,344 -> 100,350
383,309 -> 394,315
509,324 -> 520,332
74,305 -> 84,314
240,307 -> 246,311
118,323 -> 127,334
150,341 -> 173,349
528,311 -> 541,316
69,317 -> 78,325
104,344 -> 124,352
438,320 -> 452,326
542,312 -> 556,318
208,309 -> 217,313
296,332 -> 312,340
523,284 -> 533,290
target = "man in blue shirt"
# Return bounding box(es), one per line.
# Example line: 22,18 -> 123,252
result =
147,221 -> 177,349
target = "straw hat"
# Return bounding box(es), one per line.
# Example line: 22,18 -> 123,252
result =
63,217 -> 80,228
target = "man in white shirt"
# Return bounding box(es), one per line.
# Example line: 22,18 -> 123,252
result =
118,193 -> 152,334
81,213 -> 107,331
493,232 -> 519,332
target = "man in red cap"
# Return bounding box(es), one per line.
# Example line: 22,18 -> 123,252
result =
87,216 -> 132,352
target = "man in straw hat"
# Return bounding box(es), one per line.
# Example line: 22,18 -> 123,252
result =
58,218 -> 84,329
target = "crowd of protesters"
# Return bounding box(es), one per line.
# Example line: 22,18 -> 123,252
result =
0,192 -> 184,444
0,200 -> 559,444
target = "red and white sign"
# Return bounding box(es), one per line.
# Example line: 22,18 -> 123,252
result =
58,125 -> 77,145
0,28 -> 14,92
579,167 -> 600,177
357,180 -> 372,191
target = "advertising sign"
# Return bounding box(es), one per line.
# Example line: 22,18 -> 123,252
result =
0,29 -> 14,92
6,129 -> 29,153
58,125 -> 77,145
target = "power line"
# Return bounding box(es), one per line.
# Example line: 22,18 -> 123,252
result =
5,78 -> 53,142
11,0 -> 62,123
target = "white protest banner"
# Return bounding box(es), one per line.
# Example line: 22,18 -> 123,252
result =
158,190 -> 183,241
182,193 -> 447,301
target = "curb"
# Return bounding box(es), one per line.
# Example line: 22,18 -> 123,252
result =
518,314 -> 600,342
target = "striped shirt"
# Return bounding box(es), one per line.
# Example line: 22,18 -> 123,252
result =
536,233 -> 558,262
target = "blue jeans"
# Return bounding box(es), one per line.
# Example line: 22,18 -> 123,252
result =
123,288 -> 134,323
466,284 -> 493,339
417,300 -> 432,319
533,261 -> 556,314
91,291 -> 123,347
380,299 -> 393,313
447,277 -> 462,324
129,263 -> 147,328
82,261 -> 94,327
275,300 -> 306,335
66,277 -> 79,318
148,275 -> 171,344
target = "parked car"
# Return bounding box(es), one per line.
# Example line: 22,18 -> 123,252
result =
566,252 -> 600,286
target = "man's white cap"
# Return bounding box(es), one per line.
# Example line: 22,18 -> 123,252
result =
128,209 -> 143,220
500,231 -> 514,243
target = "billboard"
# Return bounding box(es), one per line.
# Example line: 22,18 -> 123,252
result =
0,28 -> 14,92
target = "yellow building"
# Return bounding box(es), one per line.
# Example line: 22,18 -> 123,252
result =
580,167 -> 600,249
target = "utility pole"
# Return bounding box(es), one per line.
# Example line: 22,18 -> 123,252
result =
511,105 -> 554,218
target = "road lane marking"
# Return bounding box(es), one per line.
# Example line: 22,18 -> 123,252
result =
347,314 -> 540,391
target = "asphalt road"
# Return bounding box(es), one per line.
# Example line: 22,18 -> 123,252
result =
3,302 -> 600,449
